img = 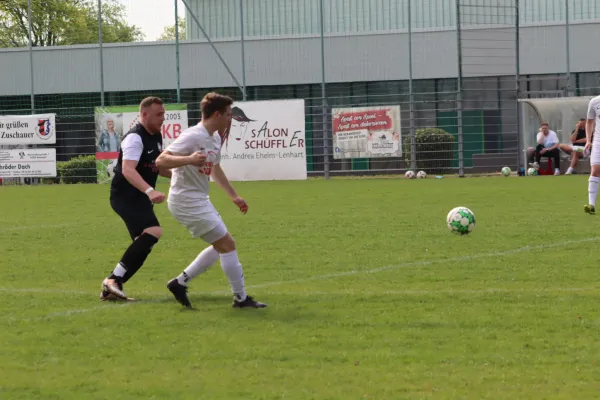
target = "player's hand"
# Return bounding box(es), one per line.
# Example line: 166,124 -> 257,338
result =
540,148 -> 547,155
187,151 -> 207,167
233,197 -> 248,214
148,190 -> 166,204
585,140 -> 592,154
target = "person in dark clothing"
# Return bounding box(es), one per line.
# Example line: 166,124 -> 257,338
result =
100,96 -> 171,301
559,118 -> 591,175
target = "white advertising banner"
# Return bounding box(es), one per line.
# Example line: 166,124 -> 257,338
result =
219,99 -> 307,181
0,148 -> 56,178
332,106 -> 402,159
0,114 -> 56,145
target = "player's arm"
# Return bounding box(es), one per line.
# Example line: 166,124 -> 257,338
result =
570,129 -> 579,144
156,150 -> 206,169
121,135 -> 153,193
536,132 -> 544,145
211,164 -> 248,214
158,167 -> 172,178
210,163 -> 238,200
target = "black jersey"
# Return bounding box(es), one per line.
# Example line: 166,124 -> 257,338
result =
110,123 -> 163,200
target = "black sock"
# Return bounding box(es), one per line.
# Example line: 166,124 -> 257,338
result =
110,233 -> 159,284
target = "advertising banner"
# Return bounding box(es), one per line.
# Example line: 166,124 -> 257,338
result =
332,106 -> 402,159
0,114 -> 56,145
220,99 -> 307,181
0,148 -> 56,178
94,104 -> 188,182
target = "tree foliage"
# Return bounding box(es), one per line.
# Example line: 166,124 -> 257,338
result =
0,0 -> 144,48
157,17 -> 186,41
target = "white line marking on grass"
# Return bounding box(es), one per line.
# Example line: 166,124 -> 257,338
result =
0,223 -> 74,232
1,235 -> 598,319
0,287 -> 90,295
245,235 -> 600,290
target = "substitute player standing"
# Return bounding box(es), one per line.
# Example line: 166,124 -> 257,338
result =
100,97 -> 171,301
584,94 -> 600,214
156,92 -> 267,309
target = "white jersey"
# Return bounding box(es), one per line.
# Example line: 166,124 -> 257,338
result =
166,123 -> 222,204
588,95 -> 600,142
587,95 -> 600,165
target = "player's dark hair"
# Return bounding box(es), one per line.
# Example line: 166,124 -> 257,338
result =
201,92 -> 234,119
540,122 -> 549,127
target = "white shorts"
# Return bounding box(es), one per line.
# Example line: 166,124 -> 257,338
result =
591,143 -> 600,165
167,200 -> 228,243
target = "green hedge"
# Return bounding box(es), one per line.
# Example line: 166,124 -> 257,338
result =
403,128 -> 456,174
41,155 -> 97,184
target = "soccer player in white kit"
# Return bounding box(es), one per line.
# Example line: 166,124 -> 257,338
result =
584,94 -> 600,214
155,92 -> 267,309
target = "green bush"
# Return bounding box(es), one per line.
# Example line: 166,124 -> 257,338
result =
58,155 -> 97,184
403,128 -> 456,174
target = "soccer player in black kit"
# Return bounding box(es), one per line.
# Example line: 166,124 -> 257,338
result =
100,97 -> 171,301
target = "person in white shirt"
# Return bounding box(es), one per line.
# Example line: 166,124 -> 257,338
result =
156,92 -> 267,309
583,95 -> 600,214
529,122 -> 561,175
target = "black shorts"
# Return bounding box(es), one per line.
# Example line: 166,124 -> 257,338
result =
110,195 -> 160,240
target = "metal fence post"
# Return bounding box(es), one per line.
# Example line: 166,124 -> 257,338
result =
565,0 -> 571,96
27,0 -> 35,113
408,0 -> 416,172
320,0 -> 329,179
240,0 -> 247,100
175,0 -> 181,103
516,0 -> 522,168
98,0 -> 105,107
456,0 -> 464,177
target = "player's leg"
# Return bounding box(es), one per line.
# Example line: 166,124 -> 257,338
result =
166,205 -> 266,309
210,231 -> 267,309
585,145 -> 600,214
530,144 -> 544,169
548,148 -> 560,175
165,202 -> 221,308
102,199 -> 161,300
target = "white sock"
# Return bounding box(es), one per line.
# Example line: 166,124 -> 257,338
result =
219,250 -> 247,301
567,167 -> 574,173
177,246 -> 219,286
111,263 -> 127,278
589,176 -> 599,206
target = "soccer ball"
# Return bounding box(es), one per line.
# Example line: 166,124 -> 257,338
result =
446,206 -> 476,235
405,170 -> 416,179
501,166 -> 511,176
106,159 -> 118,178
416,170 -> 427,179
527,167 -> 537,176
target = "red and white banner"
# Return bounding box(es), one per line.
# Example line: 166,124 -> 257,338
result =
219,99 -> 307,181
332,106 -> 402,159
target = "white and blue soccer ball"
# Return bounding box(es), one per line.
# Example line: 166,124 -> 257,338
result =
405,170 -> 416,179
416,170 -> 427,179
501,166 -> 511,177
446,206 -> 476,235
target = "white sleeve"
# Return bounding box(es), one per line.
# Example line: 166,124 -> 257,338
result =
588,99 -> 597,120
166,131 -> 192,155
121,134 -> 143,161
536,132 -> 543,143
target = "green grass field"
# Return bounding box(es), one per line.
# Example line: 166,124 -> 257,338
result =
1,174 -> 600,399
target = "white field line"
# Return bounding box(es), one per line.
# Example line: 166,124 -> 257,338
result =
1,235 -> 598,320
0,223 -> 74,232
